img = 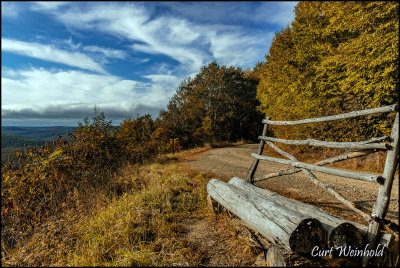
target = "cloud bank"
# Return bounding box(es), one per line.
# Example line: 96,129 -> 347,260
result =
2,1 -> 297,126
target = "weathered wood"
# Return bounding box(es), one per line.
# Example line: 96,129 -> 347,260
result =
207,194 -> 221,214
266,245 -> 287,267
255,149 -> 382,182
264,141 -> 372,222
244,104 -> 398,267
207,178 -> 326,253
258,136 -> 389,150
251,153 -> 383,183
289,218 -> 326,256
328,223 -> 364,253
314,150 -> 381,166
228,177 -> 394,248
364,113 -> 399,266
246,119 -> 270,182
262,104 -> 398,125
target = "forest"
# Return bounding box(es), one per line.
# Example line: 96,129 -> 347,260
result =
1,1 -> 398,266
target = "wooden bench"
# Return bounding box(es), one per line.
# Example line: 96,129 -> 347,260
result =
207,104 -> 398,266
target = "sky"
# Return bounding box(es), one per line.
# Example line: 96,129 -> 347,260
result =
2,1 -> 297,126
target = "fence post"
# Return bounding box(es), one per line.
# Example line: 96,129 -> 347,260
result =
363,113 -> 399,266
246,117 -> 270,183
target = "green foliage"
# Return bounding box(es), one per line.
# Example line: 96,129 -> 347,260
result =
157,62 -> 264,148
1,133 -> 44,149
70,106 -> 123,183
117,114 -> 158,163
257,1 -> 399,140
1,126 -> 77,142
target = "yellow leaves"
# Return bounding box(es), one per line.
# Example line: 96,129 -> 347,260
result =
257,1 -> 398,141
49,149 -> 64,159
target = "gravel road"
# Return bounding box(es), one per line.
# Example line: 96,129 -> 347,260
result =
184,144 -> 399,225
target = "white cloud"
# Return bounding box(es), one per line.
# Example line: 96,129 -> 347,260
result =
157,2 -> 297,27
79,4 -> 207,72
2,68 -> 178,117
62,37 -> 81,50
2,38 -> 106,73
82,45 -> 127,59
206,30 -> 273,68
2,2 -> 298,125
7,2 -> 296,72
30,2 -> 69,11
1,2 -> 21,18
33,2 -> 275,71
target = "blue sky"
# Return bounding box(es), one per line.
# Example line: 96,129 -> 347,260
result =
2,1 -> 297,126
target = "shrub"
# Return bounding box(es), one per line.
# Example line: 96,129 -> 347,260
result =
117,114 -> 159,163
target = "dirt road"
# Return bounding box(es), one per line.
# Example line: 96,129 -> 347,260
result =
184,144 -> 399,225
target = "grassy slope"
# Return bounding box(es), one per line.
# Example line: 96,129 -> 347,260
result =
2,147 -> 398,267
3,152 -> 260,267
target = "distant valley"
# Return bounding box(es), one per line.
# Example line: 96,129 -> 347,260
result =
2,126 -> 77,147
1,126 -> 77,165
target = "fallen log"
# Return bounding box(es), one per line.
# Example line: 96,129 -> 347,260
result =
228,177 -> 393,248
207,179 -> 326,254
328,222 -> 364,254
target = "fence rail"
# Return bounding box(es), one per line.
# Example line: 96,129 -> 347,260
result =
250,153 -> 384,183
246,104 -> 399,266
255,149 -> 385,182
258,136 -> 390,150
262,104 -> 398,125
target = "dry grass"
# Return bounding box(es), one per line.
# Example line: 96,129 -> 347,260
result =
2,156 -> 262,267
2,161 -> 211,266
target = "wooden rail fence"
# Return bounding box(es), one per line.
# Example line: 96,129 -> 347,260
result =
207,104 -> 398,266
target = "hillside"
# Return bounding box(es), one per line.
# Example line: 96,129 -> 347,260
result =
1,150 -> 267,266
1,126 -> 77,166
1,126 -> 76,143
1,133 -> 45,148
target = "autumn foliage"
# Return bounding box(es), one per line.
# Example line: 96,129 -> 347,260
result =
156,62 -> 264,149
1,108 -> 161,252
257,1 -> 398,141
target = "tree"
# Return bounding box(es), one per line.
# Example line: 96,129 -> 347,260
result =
256,1 -> 399,141
158,62 -> 263,147
117,114 -> 157,163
